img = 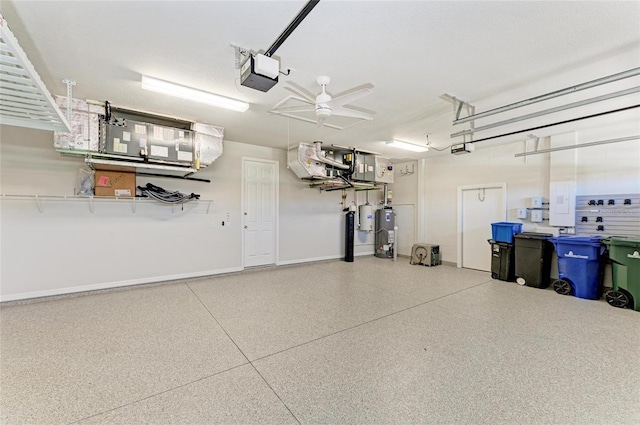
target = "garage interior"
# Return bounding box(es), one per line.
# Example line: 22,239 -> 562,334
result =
1,1 -> 639,424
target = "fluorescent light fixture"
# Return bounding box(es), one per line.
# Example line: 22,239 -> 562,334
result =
386,139 -> 428,152
141,76 -> 249,112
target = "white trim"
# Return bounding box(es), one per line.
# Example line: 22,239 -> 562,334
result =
0,267 -> 243,302
241,157 -> 279,269
278,255 -> 342,266
456,182 -> 507,268
417,158 -> 427,242
277,252 -> 372,266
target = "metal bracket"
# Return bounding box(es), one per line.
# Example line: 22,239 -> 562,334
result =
35,195 -> 43,214
528,134 -> 540,151
399,164 -> 415,176
230,44 -> 251,69
445,94 -> 475,142
62,78 -> 76,124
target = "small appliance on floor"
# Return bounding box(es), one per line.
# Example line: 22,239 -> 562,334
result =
410,243 -> 441,267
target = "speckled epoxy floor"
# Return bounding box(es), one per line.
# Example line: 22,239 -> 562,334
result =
1,257 -> 639,424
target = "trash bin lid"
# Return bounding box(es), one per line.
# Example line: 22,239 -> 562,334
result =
514,232 -> 553,240
603,236 -> 640,248
550,236 -> 604,246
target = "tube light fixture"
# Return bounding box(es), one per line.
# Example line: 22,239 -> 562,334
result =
141,76 -> 249,112
386,139 -> 428,152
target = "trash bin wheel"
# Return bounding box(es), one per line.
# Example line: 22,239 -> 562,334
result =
605,290 -> 630,309
553,279 -> 572,296
491,272 -> 498,279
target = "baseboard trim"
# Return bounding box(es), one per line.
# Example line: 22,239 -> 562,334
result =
277,252 -> 372,266
0,267 -> 243,303
2,252 -> 403,303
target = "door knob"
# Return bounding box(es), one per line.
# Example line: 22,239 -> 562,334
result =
244,225 -> 248,229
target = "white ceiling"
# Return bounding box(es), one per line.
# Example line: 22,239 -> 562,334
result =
2,1 -> 639,161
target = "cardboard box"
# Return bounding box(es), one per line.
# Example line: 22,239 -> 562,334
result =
94,170 -> 136,197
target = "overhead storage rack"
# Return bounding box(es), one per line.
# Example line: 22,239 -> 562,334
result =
0,13 -> 71,133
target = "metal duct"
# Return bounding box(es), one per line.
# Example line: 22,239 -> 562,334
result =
314,141 -> 350,170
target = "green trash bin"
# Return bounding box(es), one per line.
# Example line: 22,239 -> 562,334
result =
603,237 -> 640,311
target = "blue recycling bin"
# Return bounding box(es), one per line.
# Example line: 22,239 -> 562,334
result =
491,222 -> 523,243
549,236 -> 606,299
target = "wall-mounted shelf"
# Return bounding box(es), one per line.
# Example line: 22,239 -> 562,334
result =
0,193 -> 213,215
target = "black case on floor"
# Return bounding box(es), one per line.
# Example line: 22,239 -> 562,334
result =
489,240 -> 515,281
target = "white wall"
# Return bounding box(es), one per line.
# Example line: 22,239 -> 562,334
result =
574,120 -> 640,195
389,160 -> 418,255
421,119 -> 640,265
0,125 -> 351,300
2,112 -> 638,300
421,141 -> 548,264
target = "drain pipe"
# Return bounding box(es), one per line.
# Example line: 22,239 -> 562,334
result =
393,225 -> 398,262
383,184 -> 389,207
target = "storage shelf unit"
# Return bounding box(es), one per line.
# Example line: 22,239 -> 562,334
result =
0,193 -> 213,214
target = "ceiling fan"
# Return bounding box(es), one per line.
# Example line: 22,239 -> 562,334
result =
272,76 -> 375,128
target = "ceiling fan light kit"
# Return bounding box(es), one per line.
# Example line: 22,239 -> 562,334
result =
141,76 -> 249,112
386,140 -> 428,152
270,75 -> 375,128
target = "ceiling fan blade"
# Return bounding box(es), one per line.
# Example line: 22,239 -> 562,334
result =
332,107 -> 374,120
328,86 -> 373,108
276,106 -> 316,113
284,83 -> 316,103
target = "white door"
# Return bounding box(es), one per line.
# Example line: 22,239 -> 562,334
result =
393,204 -> 415,256
459,184 -> 506,271
243,158 -> 278,267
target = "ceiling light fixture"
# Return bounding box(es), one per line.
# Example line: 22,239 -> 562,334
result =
141,76 -> 249,112
386,139 -> 428,152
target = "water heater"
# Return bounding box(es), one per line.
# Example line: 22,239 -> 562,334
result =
359,204 -> 374,232
375,207 -> 396,258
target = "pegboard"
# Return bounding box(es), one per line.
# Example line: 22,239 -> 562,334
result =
575,193 -> 640,237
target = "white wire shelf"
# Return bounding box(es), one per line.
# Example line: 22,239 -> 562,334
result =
0,193 -> 213,214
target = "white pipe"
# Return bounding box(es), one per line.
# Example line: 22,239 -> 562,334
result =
393,225 -> 398,262
383,184 -> 388,207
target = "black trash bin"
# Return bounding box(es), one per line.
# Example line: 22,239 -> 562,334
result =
488,239 -> 515,281
514,232 -> 554,288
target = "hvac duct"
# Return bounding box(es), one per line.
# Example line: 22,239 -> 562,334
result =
53,97 -> 224,178
313,141 -> 350,170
